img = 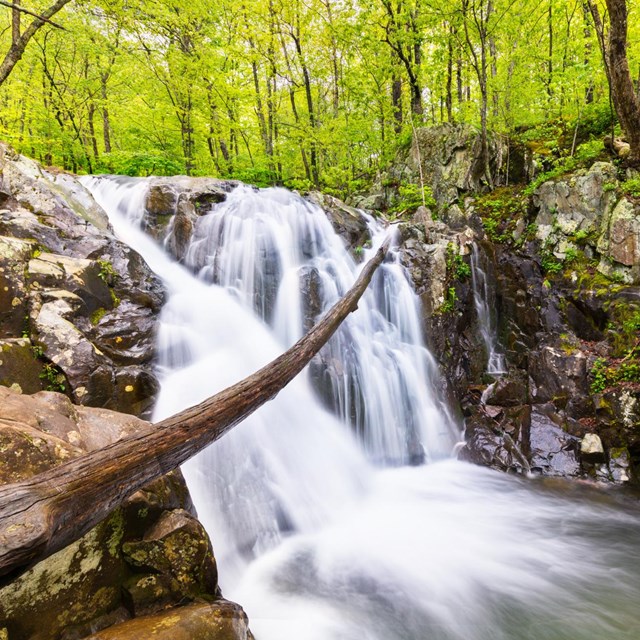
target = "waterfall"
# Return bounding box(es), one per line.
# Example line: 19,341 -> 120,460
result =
84,176 -> 640,640
471,243 -> 507,375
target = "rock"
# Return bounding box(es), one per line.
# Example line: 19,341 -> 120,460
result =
143,176 -> 236,243
85,601 -> 253,640
529,407 -> 581,477
306,191 -> 371,251
0,236 -> 33,339
0,338 -> 44,394
409,124 -> 507,209
529,346 -> 590,417
609,448 -> 632,483
300,266 -> 324,332
580,433 -> 605,462
460,404 -> 532,473
597,197 -> 640,284
481,374 -> 528,407
533,162 -> 617,242
0,144 -> 163,414
122,509 -> 218,601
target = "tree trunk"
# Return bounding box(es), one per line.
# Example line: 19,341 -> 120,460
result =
0,239 -> 390,581
604,0 -> 640,160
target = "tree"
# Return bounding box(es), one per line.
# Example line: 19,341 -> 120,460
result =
0,0 -> 73,87
595,0 -> 640,160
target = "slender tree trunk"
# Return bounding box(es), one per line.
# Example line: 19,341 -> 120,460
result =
100,73 -> 112,153
392,74 -> 403,133
546,0 -> 554,104
583,1 -> 594,103
0,240 -> 390,581
446,25 -> 454,122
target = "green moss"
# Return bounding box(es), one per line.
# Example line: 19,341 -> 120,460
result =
90,307 -> 107,325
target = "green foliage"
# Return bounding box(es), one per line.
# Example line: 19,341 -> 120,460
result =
590,357 -> 609,394
446,244 -> 471,280
40,363 -> 66,393
620,178 -> 640,198
474,187 -> 526,244
590,353 -> 640,394
539,240 -> 565,274
439,287 -> 458,314
96,152 -> 183,177
523,140 -> 605,197
90,308 -> 107,326
564,248 -> 579,265
390,183 -> 436,218
97,260 -> 116,284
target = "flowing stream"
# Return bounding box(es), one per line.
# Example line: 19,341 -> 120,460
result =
84,176 -> 640,640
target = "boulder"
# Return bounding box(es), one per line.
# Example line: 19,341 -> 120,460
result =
306,192 -> 371,252
533,162 -> 617,243
85,601 -> 253,640
529,407 -> 581,477
143,176 -> 236,243
529,346 -> 590,417
409,124 -> 507,209
596,197 -> 640,284
580,433 -> 605,462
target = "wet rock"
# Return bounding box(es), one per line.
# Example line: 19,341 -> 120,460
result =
85,601 -> 253,640
144,176 -> 235,242
481,374 -> 528,407
529,346 -> 590,416
460,404 -> 531,473
609,448 -> 632,483
88,300 -> 156,365
300,266 -> 324,332
529,407 -> 581,477
306,192 -> 371,252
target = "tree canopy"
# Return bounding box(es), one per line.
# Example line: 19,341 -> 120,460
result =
0,0 -> 637,193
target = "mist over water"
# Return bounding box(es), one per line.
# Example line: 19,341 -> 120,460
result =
84,176 -> 640,640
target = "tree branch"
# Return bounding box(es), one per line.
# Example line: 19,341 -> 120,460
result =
0,0 -> 65,30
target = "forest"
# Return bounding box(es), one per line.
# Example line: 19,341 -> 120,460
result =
0,0 -> 635,196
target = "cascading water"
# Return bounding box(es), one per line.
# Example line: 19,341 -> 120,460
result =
471,243 -> 507,375
84,175 -> 640,640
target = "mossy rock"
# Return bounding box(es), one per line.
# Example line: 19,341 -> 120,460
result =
85,601 -> 253,640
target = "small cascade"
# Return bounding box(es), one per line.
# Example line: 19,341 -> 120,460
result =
471,243 -> 507,375
175,185 -> 456,465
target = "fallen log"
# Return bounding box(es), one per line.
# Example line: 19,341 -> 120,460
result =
0,239 -> 390,581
